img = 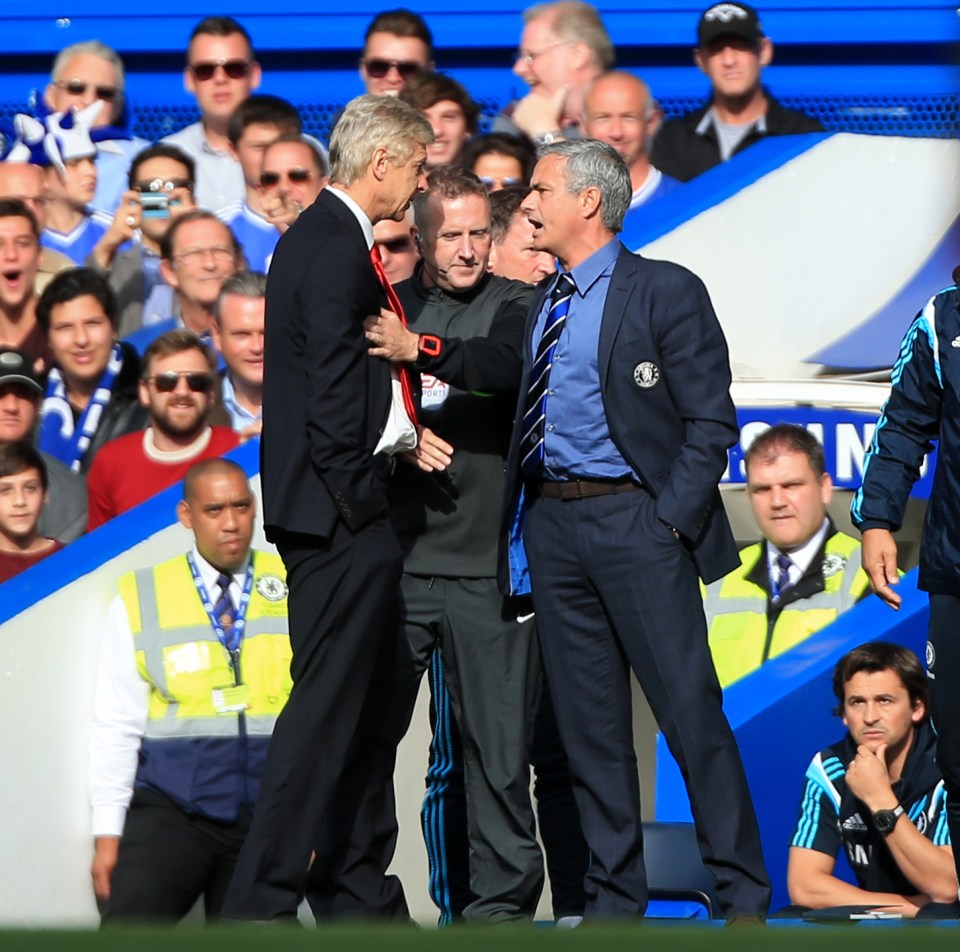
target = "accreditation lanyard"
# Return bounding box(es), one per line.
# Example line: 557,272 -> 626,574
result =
186,553 -> 254,657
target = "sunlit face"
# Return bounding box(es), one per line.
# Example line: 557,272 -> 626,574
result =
0,165 -> 50,230
842,668 -> 924,756
360,33 -> 432,96
131,155 -> 195,245
521,154 -> 583,260
490,212 -> 555,284
185,32 -> 261,123
233,122 -> 283,189
259,140 -> 326,210
473,152 -> 525,192
746,448 -> 831,552
379,143 -> 429,222
162,218 -> 240,309
373,215 -> 418,284
139,347 -> 214,440
513,15 -> 575,99
422,100 -> 470,170
178,468 -> 255,573
212,293 -> 264,392
0,383 -> 38,442
583,75 -> 657,170
419,192 -> 491,292
47,294 -> 117,395
0,217 -> 41,313
46,157 -> 97,207
0,467 -> 46,545
695,36 -> 771,102
46,52 -> 122,126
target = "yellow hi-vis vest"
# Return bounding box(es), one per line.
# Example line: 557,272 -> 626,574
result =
703,531 -> 868,690
119,549 -> 291,821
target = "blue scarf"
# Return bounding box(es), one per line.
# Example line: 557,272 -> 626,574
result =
39,343 -> 124,471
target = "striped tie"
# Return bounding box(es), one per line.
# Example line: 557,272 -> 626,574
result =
214,573 -> 240,654
520,273 -> 575,479
772,553 -> 793,602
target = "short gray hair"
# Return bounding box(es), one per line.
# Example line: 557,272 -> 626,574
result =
524,2 -> 615,71
214,270 -> 267,324
51,40 -> 125,92
329,95 -> 434,187
539,139 -> 631,233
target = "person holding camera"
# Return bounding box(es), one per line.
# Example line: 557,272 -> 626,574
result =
89,144 -> 197,338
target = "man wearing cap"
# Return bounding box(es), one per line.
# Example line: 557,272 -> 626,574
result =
651,2 -> 823,182
0,347 -> 87,542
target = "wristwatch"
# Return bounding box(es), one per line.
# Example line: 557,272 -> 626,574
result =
418,334 -> 442,358
872,804 -> 904,836
534,130 -> 564,147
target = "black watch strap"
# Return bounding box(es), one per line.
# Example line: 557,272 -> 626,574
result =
872,803 -> 904,836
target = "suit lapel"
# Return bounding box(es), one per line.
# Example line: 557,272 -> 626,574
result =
598,244 -> 639,388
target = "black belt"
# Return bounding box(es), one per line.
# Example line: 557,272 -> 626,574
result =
539,478 -> 640,500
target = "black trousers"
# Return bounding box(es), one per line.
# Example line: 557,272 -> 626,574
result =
927,594 -> 960,888
220,514 -> 408,922
523,488 -> 771,920
101,788 -> 249,925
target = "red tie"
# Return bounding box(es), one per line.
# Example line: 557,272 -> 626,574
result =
370,243 -> 419,426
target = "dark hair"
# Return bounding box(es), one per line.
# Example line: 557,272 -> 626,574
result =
160,209 -> 239,262
128,144 -> 196,190
0,198 -> 39,239
745,423 -> 826,479
188,15 -> 254,55
36,268 -> 118,334
461,132 -> 536,185
832,642 -> 928,718
183,457 -> 248,501
0,440 -> 47,491
399,72 -> 480,134
490,186 -> 532,244
142,329 -> 218,379
227,95 -> 302,148
364,8 -> 433,56
413,165 -> 489,231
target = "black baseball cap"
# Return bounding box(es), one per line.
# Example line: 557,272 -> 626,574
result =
0,348 -> 42,395
697,2 -> 765,47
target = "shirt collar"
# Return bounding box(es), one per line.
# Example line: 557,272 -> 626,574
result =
221,373 -> 261,426
566,237 -> 620,298
325,186 -> 374,250
190,544 -> 250,593
767,516 -> 831,579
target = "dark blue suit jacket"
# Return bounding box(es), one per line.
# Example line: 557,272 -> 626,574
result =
499,243 -> 740,593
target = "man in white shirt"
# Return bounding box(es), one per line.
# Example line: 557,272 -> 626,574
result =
163,16 -> 262,212
89,457 -> 290,923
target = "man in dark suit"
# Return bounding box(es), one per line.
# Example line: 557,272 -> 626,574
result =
499,138 -> 771,921
221,94 -> 433,923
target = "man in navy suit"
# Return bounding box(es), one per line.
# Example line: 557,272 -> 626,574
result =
221,95 -> 433,923
499,138 -> 771,921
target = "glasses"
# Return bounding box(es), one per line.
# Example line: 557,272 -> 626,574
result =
54,79 -> 119,101
378,237 -> 415,254
145,371 -> 213,393
361,58 -> 422,80
479,176 -> 522,192
189,59 -> 252,81
259,168 -> 314,188
514,39 -> 574,66
134,178 -> 194,194
172,246 -> 236,266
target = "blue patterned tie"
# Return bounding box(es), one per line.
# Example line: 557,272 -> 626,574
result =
520,272 -> 575,479
773,553 -> 793,601
213,572 -> 240,654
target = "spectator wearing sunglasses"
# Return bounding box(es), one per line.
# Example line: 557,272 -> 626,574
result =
36,268 -> 147,476
123,210 -> 243,358
582,71 -> 681,215
86,330 -> 238,529
41,40 -> 151,216
461,133 -> 536,193
163,17 -> 262,213
359,9 -> 435,97
88,144 -> 197,338
400,73 -> 479,171
257,134 -> 329,236
372,208 -> 418,285
217,97 -> 302,274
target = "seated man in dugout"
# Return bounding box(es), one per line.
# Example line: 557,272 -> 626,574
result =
785,642 -> 958,918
